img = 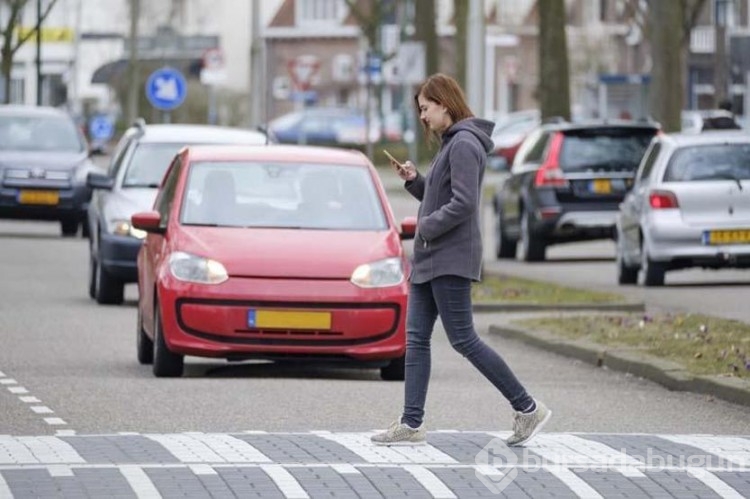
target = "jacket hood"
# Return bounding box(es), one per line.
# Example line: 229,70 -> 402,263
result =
444,118 -> 495,153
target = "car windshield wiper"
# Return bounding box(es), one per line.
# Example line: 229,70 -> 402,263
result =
710,172 -> 744,191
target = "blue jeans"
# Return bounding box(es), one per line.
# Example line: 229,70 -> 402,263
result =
401,275 -> 534,428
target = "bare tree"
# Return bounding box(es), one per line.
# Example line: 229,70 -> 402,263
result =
413,0 -> 438,77
1,0 -> 60,103
623,0 -> 707,131
538,0 -> 571,120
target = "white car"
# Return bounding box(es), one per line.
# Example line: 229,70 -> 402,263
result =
616,131 -> 750,286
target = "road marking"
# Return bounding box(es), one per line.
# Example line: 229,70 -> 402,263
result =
119,465 -> 161,498
43,418 -> 67,426
330,463 -> 360,474
661,435 -> 750,467
0,471 -> 12,499
403,464 -> 456,498
318,432 -> 457,464
19,396 -> 41,403
0,371 -> 5,377
47,465 -> 74,477
189,464 -> 217,475
260,464 -> 309,499
501,433 -> 641,466
30,406 -> 54,414
687,468 -> 745,498
146,433 -> 271,463
615,466 -> 645,477
0,379 -> 16,385
546,466 -> 603,498
7,386 -> 28,394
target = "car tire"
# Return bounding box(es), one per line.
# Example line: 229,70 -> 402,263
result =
520,209 -> 546,262
152,305 -> 184,377
641,249 -> 666,287
380,355 -> 405,381
495,211 -> 517,259
61,219 -> 79,237
95,256 -> 124,305
88,252 -> 97,299
137,307 -> 154,365
616,240 -> 638,285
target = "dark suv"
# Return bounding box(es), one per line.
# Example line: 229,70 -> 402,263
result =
86,120 -> 270,304
0,105 -> 99,236
492,120 -> 660,261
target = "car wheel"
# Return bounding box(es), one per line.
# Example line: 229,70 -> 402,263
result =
616,239 -> 638,285
61,219 -> 79,237
88,252 -> 97,299
495,210 -> 517,259
152,304 -> 184,377
137,306 -> 154,365
520,209 -> 546,262
95,256 -> 124,305
380,355 -> 405,381
641,247 -> 666,287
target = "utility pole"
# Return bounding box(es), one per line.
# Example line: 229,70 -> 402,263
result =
127,0 -> 141,125
466,0 -> 484,115
36,0 -> 42,105
249,0 -> 264,128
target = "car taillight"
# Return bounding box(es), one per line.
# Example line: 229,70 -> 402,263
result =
649,190 -> 679,209
534,133 -> 569,188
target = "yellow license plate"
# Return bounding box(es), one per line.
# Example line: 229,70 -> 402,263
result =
248,309 -> 332,330
590,179 -> 611,194
704,229 -> 750,245
18,190 -> 59,205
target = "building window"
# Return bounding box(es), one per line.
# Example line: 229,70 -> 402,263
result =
9,78 -> 25,104
297,0 -> 345,25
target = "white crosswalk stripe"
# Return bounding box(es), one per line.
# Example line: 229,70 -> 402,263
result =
661,435 -> 750,467
0,436 -> 85,464
687,468 -> 746,499
145,433 -> 272,463
317,431 -> 457,464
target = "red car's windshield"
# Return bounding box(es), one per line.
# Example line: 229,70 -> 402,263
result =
181,161 -> 388,231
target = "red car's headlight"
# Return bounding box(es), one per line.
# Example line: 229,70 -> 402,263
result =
350,257 -> 404,288
168,251 -> 228,284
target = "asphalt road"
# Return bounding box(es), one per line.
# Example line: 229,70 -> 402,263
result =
1,176 -> 749,438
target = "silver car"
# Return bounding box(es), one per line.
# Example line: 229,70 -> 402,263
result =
616,131 -> 750,286
86,121 -> 270,304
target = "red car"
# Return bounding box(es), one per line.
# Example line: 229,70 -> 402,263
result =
132,145 -> 415,379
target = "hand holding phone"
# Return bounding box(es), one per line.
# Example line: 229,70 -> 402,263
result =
383,149 -> 403,169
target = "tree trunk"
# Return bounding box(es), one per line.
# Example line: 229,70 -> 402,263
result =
414,0 -> 438,76
538,0 -> 571,121
1,46 -> 12,104
647,0 -> 683,132
454,0 -> 468,88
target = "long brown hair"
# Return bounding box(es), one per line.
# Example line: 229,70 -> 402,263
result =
414,73 -> 474,143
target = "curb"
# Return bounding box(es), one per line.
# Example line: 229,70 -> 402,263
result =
473,302 -> 645,313
489,322 -> 750,408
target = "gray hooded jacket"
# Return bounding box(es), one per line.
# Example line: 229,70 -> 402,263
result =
405,117 -> 494,284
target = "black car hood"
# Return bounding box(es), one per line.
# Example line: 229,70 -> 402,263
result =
0,150 -> 89,170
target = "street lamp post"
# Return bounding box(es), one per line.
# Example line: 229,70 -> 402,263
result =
36,0 -> 42,105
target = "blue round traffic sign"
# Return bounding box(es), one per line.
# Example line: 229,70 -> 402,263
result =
145,67 -> 187,111
88,114 -> 114,141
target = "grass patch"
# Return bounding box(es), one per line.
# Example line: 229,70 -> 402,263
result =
472,273 -> 626,304
515,313 -> 750,378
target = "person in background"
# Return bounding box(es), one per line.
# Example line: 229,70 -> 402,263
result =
371,73 -> 551,447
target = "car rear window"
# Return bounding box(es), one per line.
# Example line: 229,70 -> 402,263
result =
664,144 -> 750,182
558,128 -> 656,172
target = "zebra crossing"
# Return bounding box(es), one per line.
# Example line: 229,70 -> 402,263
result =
0,430 -> 748,497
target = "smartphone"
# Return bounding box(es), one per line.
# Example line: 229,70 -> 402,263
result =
383,149 -> 405,171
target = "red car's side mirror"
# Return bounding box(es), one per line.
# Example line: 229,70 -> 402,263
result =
131,211 -> 165,234
400,216 -> 417,240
